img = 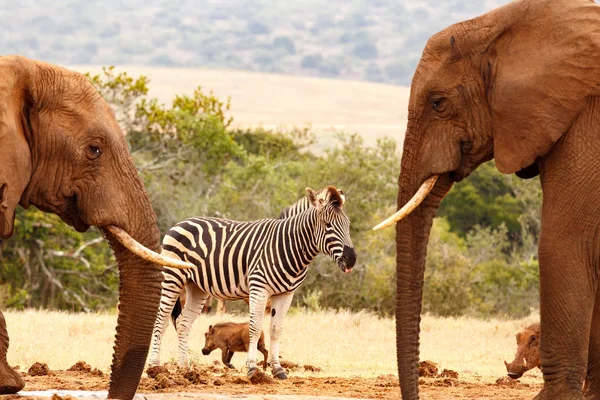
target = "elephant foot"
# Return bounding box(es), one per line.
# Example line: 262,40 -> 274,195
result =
225,363 -> 235,369
272,366 -> 288,380
0,363 -> 24,394
533,386 -> 583,400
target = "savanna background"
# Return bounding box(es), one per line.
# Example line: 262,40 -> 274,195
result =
1,0 -> 543,397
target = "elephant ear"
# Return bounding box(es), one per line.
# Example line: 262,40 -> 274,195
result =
0,57 -> 34,238
483,0 -> 600,174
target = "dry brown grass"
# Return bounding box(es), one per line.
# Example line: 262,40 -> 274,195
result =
70,66 -> 410,152
5,308 -> 541,385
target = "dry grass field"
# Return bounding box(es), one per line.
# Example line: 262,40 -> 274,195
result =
7,308 -> 541,381
70,66 -> 410,153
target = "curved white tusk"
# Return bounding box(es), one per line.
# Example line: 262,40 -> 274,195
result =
105,225 -> 194,269
372,175 -> 439,231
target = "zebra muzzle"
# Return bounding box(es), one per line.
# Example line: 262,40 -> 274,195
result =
338,245 -> 357,273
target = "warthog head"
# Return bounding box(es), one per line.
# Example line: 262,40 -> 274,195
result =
504,323 -> 540,379
202,325 -> 217,355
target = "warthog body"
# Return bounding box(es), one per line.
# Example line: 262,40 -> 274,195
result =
202,322 -> 268,370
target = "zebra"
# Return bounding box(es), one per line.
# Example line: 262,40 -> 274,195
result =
188,187 -> 336,315
148,186 -> 357,379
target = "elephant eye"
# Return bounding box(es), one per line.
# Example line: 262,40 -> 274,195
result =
432,98 -> 447,113
87,145 -> 102,160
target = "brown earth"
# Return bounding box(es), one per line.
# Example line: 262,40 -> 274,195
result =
9,360 -> 542,400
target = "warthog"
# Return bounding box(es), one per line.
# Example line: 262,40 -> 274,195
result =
202,322 -> 268,370
505,322 -> 589,392
505,323 -> 541,379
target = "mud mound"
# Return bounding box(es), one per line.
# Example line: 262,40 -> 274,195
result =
303,364 -> 322,372
153,373 -> 174,389
496,376 -> 520,386
182,369 -> 208,385
28,362 -> 50,376
249,370 -> 275,384
439,369 -> 459,379
280,360 -> 299,370
418,360 -> 438,378
67,361 -> 91,373
146,366 -> 169,379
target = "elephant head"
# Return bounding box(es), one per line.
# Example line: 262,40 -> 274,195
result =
0,55 -> 192,399
373,0 -> 600,398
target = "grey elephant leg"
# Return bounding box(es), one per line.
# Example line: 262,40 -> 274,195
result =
533,229 -> 593,400
0,311 -> 24,394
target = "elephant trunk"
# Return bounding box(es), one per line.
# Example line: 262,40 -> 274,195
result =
102,209 -> 163,400
394,158 -> 452,398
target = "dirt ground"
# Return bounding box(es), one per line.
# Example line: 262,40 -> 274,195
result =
7,360 -> 543,400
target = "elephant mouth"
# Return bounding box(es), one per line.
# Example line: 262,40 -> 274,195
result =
61,195 -> 90,232
449,170 -> 467,182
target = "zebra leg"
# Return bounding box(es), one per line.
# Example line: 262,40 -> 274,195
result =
148,275 -> 183,367
176,283 -> 209,368
245,289 -> 270,377
268,291 -> 295,379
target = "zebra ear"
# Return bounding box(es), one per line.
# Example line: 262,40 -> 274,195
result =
305,187 -> 318,208
338,189 -> 345,204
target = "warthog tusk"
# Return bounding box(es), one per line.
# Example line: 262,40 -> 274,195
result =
105,225 -> 194,269
372,175 -> 439,231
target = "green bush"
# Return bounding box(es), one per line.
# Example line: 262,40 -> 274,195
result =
0,67 -> 542,318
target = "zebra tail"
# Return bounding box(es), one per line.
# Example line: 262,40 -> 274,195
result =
171,297 -> 182,330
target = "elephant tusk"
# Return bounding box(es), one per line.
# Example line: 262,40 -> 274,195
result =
105,225 -> 194,269
372,175 -> 439,231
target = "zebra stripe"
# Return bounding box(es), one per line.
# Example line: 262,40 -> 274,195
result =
149,186 -> 357,378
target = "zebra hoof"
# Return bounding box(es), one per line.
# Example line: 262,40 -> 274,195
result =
246,367 -> 258,378
272,366 -> 288,380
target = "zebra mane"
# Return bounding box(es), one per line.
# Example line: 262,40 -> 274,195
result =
278,186 -> 344,219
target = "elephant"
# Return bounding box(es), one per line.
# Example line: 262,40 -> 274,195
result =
0,55 -> 193,399
373,0 -> 600,399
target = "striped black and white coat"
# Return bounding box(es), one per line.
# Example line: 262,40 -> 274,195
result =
148,186 -> 357,379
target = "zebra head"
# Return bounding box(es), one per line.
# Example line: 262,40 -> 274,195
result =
306,186 -> 357,273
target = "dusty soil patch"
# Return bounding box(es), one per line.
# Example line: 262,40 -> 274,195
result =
16,360 -> 543,400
